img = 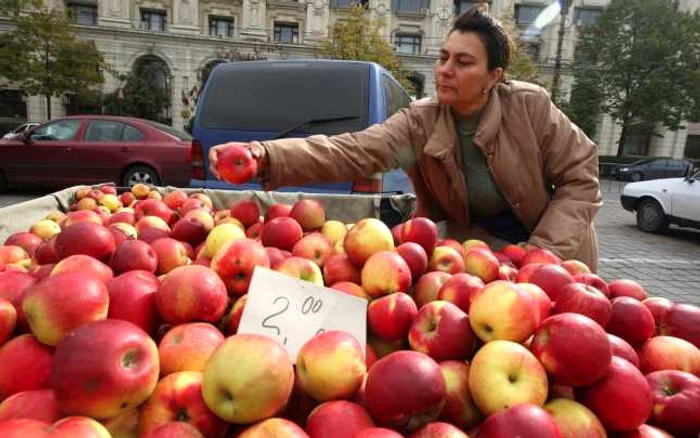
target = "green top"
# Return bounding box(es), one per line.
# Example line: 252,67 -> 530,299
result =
453,108 -> 509,217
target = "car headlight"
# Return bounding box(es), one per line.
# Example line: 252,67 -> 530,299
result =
619,167 -> 629,172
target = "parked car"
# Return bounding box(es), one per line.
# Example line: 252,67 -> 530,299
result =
620,168 -> 700,233
613,157 -> 693,182
2,122 -> 39,140
0,116 -> 195,191
191,59 -> 415,225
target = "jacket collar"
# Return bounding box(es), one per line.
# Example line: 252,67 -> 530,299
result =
423,84 -> 503,158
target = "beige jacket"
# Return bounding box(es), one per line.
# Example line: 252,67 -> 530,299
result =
259,80 -> 603,271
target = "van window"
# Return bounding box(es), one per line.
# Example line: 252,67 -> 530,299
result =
200,62 -> 369,136
382,74 -> 411,119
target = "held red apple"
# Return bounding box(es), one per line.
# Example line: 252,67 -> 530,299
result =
463,248 -> 499,283
107,270 -> 160,336
608,278 -> 648,301
413,272 -> 451,308
364,351 -> 447,432
111,240 -> 158,275
468,281 -> 538,343
230,200 -> 261,229
645,370 -> 700,437
530,313 -> 612,387
0,334 -> 54,400
260,217 -> 304,252
544,398 -> 606,438
290,199 -> 326,231
55,222 -> 116,263
553,283 -> 611,327
202,334 -> 294,424
23,272 -> 110,346
158,323 -> 225,376
368,292 -> 418,342
400,217 -> 438,256
608,333 -> 641,368
322,253 -> 361,285
477,404 -> 563,438
575,357 -> 652,431
427,246 -> 465,275
305,401 -> 374,438
408,422 -> 468,438
396,242 -> 428,282
292,233 -> 334,267
51,319 -> 160,419
361,251 -> 412,298
51,254 -> 114,284
156,265 -> 228,325
343,218 -> 395,267
436,273 -> 484,314
437,361 -> 482,430
0,298 -> 16,346
607,296 -> 656,347
216,145 -> 258,184
638,335 -> 700,375
528,264 -> 574,301
408,301 -> 475,362
468,340 -> 548,415
0,389 -> 63,423
211,238 -> 270,297
238,418 -> 308,438
139,371 -> 228,438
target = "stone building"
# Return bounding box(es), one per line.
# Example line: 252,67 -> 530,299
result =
1,0 -> 699,160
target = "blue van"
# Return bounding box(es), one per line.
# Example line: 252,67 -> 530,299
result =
190,59 -> 415,224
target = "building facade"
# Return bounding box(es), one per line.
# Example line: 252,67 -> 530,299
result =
1,0 -> 699,159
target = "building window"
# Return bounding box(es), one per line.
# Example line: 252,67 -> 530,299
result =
395,34 -> 422,54
574,7 -> 602,27
0,89 -> 27,119
330,0 -> 368,7
523,43 -> 540,62
392,0 -> 429,13
453,0 -> 490,15
274,22 -> 299,44
67,3 -> 97,26
209,16 -> 233,37
140,9 -> 167,32
514,4 -> 544,25
684,135 -> 700,160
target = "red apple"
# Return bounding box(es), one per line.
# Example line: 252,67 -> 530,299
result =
34,237 -> 59,265
427,246 -> 465,275
560,259 -> 591,275
238,418 -> 307,437
0,334 -> 54,400
111,240 -> 158,275
292,233 -> 334,267
4,232 -> 43,258
437,361 -> 482,430
607,296 -> 656,347
544,398 -> 606,438
0,389 -> 62,423
497,244 -> 527,267
477,404 -> 563,438
23,272 -> 109,346
329,282 -> 370,301
355,428 -> 403,438
290,199 -> 326,231
211,238 -> 270,297
323,253 -> 361,285
361,251 -> 412,298
221,295 -> 247,336
134,200 -> 175,224
608,279 -> 648,301
150,238 -> 190,275
229,200 -> 260,229
306,400 -> 374,438
413,272 -> 451,308
159,323 -> 225,376
139,370 -> 228,438
463,248 -> 499,283
662,303 -> 700,349
409,301 -> 475,362
638,335 -> 700,375
575,356 -> 652,431
162,190 -> 188,210
368,292 -> 418,342
436,273 -> 484,314
265,247 -> 291,270
396,242 -> 428,282
172,214 -> 213,248
521,247 -> 562,266
645,370 -> 700,437
216,146 -> 258,184
528,264 -> 574,301
497,264 -> 518,281
468,281 -> 538,343
51,319 -> 160,419
55,222 -> 116,263
261,217 -> 304,252
554,282 -> 612,327
436,239 -> 464,259
608,333 -> 640,368
264,203 -> 292,222
408,422 -> 467,438
515,262 -> 544,283
51,254 -> 114,284
135,216 -> 172,244
156,265 -> 227,325
107,270 -> 160,336
343,218 -> 395,268
275,256 -> 324,285
573,273 -> 610,297
517,282 -> 552,326
530,313 -> 612,386
0,271 -> 36,331
0,298 -> 16,346
391,223 -> 403,245
643,297 -> 674,335
400,217 -> 438,256
364,351 -> 446,433
616,424 -> 674,438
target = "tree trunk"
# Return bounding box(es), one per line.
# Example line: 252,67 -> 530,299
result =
616,123 -> 627,157
45,94 -> 51,120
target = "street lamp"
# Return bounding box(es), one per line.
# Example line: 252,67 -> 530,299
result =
551,0 -> 572,103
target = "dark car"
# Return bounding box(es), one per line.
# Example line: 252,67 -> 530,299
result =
0,116 -> 196,191
613,157 -> 693,182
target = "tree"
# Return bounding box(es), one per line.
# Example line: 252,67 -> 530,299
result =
0,6 -> 105,120
571,0 -> 700,157
496,10 -> 543,85
319,5 -> 413,93
103,63 -> 170,124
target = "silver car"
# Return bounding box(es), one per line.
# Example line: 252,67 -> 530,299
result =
2,122 -> 39,140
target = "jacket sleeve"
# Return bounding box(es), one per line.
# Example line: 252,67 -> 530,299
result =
257,107 -> 421,190
526,90 -> 603,260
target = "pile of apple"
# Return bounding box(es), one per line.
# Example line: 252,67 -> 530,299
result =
0,183 -> 699,438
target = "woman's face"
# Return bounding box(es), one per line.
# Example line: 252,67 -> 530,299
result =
434,30 -> 503,114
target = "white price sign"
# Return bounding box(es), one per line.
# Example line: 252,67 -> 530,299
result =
237,267 -> 368,360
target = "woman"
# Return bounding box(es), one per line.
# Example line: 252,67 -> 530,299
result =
209,9 -> 603,271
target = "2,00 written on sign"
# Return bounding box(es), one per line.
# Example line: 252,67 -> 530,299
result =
237,267 -> 368,360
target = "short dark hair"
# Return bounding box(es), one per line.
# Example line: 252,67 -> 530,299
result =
450,8 -> 514,72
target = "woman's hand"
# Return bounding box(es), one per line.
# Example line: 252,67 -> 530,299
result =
209,142 -> 267,181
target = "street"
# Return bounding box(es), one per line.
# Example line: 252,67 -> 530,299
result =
1,180 -> 698,306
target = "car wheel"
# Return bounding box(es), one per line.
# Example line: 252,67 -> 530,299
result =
630,172 -> 642,182
636,198 -> 669,233
121,165 -> 161,188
